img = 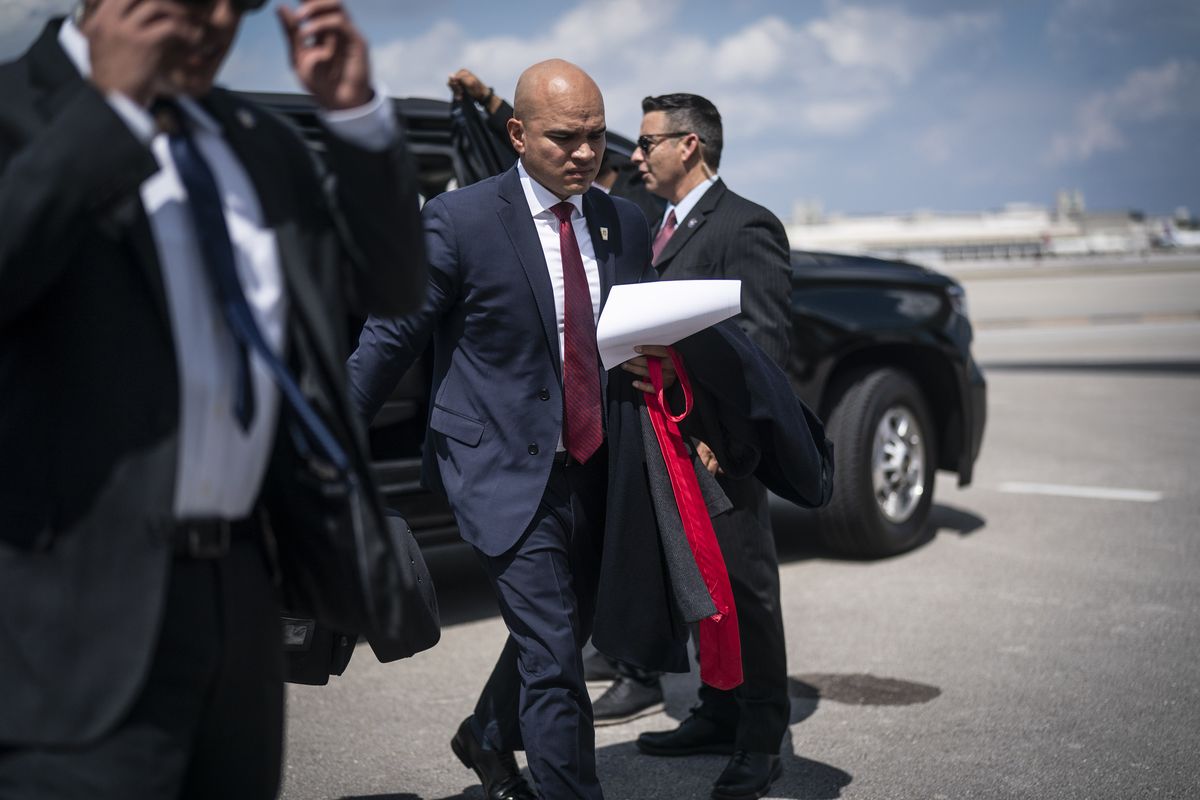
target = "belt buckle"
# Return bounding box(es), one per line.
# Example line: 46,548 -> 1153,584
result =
187,521 -> 231,559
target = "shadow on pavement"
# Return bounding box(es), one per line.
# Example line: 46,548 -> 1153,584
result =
790,674 -> 941,706
772,500 -> 988,564
420,543 -> 499,628
929,503 -> 986,538
596,739 -> 852,800
775,732 -> 855,800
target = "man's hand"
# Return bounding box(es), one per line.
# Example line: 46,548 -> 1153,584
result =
621,344 -> 677,394
448,68 -> 503,113
277,0 -> 372,110
696,440 -> 723,476
81,0 -> 201,107
447,68 -> 488,101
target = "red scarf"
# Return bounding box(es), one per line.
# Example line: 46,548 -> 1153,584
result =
644,349 -> 743,690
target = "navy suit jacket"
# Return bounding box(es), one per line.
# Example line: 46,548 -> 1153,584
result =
349,166 -> 654,556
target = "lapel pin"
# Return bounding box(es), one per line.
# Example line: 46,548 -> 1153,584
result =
687,217 -> 698,228
600,227 -> 609,241
236,109 -> 256,129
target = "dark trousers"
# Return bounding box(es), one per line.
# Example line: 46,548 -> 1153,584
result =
695,476 -> 789,754
472,452 -> 607,800
0,538 -> 284,800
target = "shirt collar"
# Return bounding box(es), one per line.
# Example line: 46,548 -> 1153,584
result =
59,17 -> 222,138
58,16 -> 90,79
517,160 -> 585,219
664,175 -> 718,227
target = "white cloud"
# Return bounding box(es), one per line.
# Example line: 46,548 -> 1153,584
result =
723,146 -> 821,187
797,97 -> 893,136
713,16 -> 794,83
366,0 -> 996,145
374,19 -> 472,97
1048,59 -> 1200,163
0,0 -> 74,60
0,0 -> 72,31
806,4 -> 997,84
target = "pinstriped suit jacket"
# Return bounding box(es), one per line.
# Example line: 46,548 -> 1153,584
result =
653,179 -> 792,370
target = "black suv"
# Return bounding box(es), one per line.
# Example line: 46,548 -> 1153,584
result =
252,92 -> 986,558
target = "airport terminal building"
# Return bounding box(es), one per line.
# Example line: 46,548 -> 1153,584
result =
786,192 -> 1197,267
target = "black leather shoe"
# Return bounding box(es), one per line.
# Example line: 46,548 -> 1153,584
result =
450,718 -> 538,800
592,676 -> 665,726
635,714 -> 735,757
710,751 -> 782,800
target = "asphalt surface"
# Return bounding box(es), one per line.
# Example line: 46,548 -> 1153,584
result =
281,264 -> 1200,800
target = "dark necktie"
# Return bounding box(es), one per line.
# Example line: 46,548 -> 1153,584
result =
550,202 -> 603,463
157,100 -> 349,474
651,209 -> 677,264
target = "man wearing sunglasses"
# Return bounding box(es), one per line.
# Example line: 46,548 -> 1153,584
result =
0,1 -> 424,797
612,93 -> 793,800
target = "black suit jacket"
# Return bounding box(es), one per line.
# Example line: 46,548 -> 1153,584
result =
0,21 -> 425,746
653,179 -> 792,368
644,179 -> 795,686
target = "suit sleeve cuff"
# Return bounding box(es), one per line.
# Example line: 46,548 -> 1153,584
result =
318,85 -> 397,152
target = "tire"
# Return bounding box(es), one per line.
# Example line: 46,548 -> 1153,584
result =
817,368 -> 936,557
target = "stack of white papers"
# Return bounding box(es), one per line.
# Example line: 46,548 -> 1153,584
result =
596,279 -> 741,370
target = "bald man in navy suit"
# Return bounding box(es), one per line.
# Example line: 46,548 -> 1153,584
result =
349,60 -> 675,800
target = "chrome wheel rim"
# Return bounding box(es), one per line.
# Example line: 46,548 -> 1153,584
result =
872,405 -> 926,524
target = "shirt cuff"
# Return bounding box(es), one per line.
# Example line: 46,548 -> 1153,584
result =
106,91 -> 156,145
318,86 -> 397,152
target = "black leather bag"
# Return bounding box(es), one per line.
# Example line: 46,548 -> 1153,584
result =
267,453 -> 441,683
279,508 -> 440,684
366,509 -> 441,661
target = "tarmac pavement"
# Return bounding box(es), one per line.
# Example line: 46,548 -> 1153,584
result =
281,263 -> 1200,800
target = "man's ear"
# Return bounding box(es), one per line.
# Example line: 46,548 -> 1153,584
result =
681,133 -> 703,165
507,118 -> 526,155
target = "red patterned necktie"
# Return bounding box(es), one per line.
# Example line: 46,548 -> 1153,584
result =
651,209 -> 677,264
551,202 -> 603,463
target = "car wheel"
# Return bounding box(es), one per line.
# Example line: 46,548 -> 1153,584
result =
818,368 -> 936,557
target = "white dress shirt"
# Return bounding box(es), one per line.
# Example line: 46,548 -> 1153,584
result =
59,19 -> 393,518
660,175 -> 718,235
515,160 -> 603,451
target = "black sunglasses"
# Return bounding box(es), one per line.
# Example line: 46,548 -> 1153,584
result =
636,131 -> 704,156
175,0 -> 269,11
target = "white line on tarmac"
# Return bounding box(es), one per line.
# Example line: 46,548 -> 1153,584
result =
997,482 -> 1163,503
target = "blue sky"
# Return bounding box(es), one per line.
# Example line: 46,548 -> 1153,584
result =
4,0 -> 1198,220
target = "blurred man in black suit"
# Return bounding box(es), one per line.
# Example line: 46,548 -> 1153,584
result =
0,1 -> 424,796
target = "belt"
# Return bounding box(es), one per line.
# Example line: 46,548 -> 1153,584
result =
172,516 -> 259,559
